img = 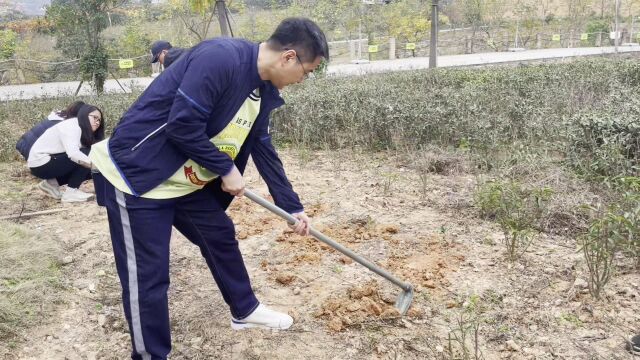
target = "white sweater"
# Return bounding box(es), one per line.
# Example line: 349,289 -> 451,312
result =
27,117 -> 92,168
47,111 -> 64,121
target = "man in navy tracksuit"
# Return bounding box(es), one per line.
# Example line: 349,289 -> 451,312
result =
90,18 -> 329,359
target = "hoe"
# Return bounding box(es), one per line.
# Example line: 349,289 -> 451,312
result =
245,189 -> 414,315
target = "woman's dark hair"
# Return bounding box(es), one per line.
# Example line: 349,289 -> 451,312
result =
77,104 -> 105,147
267,17 -> 329,63
57,100 -> 86,119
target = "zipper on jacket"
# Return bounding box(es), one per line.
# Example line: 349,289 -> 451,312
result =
131,123 -> 168,151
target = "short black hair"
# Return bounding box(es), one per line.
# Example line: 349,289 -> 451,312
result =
267,17 -> 329,63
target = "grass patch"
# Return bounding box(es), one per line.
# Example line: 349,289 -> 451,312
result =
0,221 -> 65,343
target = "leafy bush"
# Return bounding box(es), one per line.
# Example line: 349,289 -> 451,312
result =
113,18 -> 152,58
3,57 -> 640,178
584,19 -> 610,46
580,176 -> 640,298
0,29 -> 18,59
273,58 -> 628,156
567,97 -> 640,178
580,209 -> 622,299
80,45 -> 109,94
474,181 -> 553,261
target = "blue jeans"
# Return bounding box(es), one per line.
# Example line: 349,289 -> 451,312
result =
93,172 -> 259,360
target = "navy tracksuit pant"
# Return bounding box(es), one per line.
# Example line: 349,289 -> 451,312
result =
94,173 -> 259,360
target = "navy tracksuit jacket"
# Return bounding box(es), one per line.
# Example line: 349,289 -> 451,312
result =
94,38 -> 303,360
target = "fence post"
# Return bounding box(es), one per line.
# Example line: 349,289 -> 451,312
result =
536,33 -> 542,49
465,36 -> 471,53
569,30 -> 575,48
596,32 -> 602,47
17,68 -> 25,84
349,40 -> 356,61
389,37 -> 396,60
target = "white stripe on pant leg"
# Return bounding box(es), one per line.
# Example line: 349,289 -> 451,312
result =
115,188 -> 151,360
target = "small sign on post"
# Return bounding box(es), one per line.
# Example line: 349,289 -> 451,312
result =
368,45 -> 379,53
405,43 -> 416,50
552,34 -> 561,41
580,33 -> 589,41
119,59 -> 134,69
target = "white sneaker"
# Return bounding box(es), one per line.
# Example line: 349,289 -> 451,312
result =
231,304 -> 293,330
38,180 -> 62,199
61,187 -> 93,203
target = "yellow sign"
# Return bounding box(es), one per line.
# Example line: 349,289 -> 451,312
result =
580,33 -> 589,41
119,59 -> 134,69
636,33 -> 640,39
405,43 -> 416,50
368,45 -> 379,53
552,34 -> 561,41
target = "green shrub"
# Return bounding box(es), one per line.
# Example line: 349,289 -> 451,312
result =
3,57 -> 640,180
80,45 -> 109,94
584,19 -> 610,46
580,177 -> 640,298
273,58 -> 627,155
567,97 -> 640,178
580,209 -> 621,299
475,181 -> 553,261
604,177 -> 640,265
0,29 -> 17,59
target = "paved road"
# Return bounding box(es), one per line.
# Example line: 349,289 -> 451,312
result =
327,45 -> 640,75
2,45 -> 639,101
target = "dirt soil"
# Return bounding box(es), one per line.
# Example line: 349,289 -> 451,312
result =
0,150 -> 638,360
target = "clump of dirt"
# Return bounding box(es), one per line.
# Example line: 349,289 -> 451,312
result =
228,199 -> 279,240
271,218 -> 404,268
231,198 -> 330,242
304,202 -> 330,217
275,216 -> 401,246
291,252 -> 322,264
319,220 -> 401,244
275,273 -> 296,285
314,281 -> 417,332
382,236 -> 466,296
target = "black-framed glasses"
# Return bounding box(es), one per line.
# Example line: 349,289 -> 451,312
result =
294,53 -> 315,80
89,114 -> 102,123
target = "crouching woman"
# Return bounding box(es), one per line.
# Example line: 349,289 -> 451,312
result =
28,104 -> 105,202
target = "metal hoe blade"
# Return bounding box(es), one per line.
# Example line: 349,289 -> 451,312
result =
244,189 -> 414,315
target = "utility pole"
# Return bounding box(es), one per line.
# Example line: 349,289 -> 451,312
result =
615,0 -> 622,53
429,0 -> 439,68
216,0 -> 231,37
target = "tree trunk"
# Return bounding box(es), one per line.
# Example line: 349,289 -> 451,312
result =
216,1 -> 231,37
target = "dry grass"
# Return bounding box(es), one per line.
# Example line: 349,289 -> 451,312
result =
0,220 -> 64,342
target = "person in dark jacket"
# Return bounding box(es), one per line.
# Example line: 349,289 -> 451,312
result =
162,47 -> 186,68
150,40 -> 186,69
90,17 -> 328,359
150,40 -> 172,66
